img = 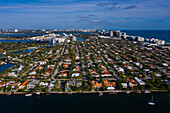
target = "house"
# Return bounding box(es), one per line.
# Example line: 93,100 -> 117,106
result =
18,65 -> 23,71
91,81 -> 102,89
66,80 -> 75,86
101,71 -> 112,77
73,66 -> 80,71
47,65 -> 55,70
71,73 -> 80,77
12,82 -> 21,88
48,81 -> 55,88
1,74 -> 9,77
103,80 -> 116,90
0,82 -> 7,87
76,80 -> 82,87
41,71 -> 51,77
63,63 -> 70,68
117,67 -> 125,73
39,82 -> 49,87
28,75 -> 36,79
121,83 -> 128,88
134,77 -> 145,86
36,66 -> 43,70
39,61 -> 46,65
127,78 -> 137,87
29,71 -> 36,75
58,73 -> 67,77
75,55 -> 80,60
27,80 -> 40,89
19,81 -> 29,89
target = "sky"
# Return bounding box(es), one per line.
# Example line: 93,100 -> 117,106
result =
0,0 -> 170,30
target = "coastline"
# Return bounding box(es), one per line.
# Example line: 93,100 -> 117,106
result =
0,90 -> 168,96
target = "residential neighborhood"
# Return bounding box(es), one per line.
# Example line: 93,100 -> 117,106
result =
0,32 -> 170,95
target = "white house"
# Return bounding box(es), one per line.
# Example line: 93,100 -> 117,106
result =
29,71 -> 36,75
71,73 -> 80,77
8,72 -> 18,78
107,86 -> 115,90
48,81 -> 55,88
121,83 -> 128,88
27,80 -> 39,89
134,77 -> 145,86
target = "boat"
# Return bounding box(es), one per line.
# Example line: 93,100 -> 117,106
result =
68,92 -> 72,95
6,92 -> 12,96
2,51 -> 6,55
98,91 -> 103,97
137,91 -> 141,94
148,95 -> 155,106
25,93 -> 32,97
144,90 -> 151,94
126,91 -> 130,94
109,91 -> 117,95
36,92 -> 40,95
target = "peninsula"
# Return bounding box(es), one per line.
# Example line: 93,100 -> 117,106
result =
0,29 -> 170,96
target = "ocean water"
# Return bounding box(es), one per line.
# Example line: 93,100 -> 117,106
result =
0,33 -> 44,37
122,30 -> 170,43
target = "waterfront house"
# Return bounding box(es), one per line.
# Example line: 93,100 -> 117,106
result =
92,82 -> 102,89
48,81 -> 55,88
27,80 -> 40,89
19,81 -> 29,89
121,83 -> 128,89
91,81 -> 102,89
103,80 -> 116,90
134,77 -> 145,86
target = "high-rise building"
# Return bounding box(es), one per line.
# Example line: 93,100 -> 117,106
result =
110,31 -> 113,37
137,36 -> 144,42
122,32 -> 126,39
14,29 -> 18,32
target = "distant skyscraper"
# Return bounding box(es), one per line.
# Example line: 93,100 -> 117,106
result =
122,33 -> 126,39
14,29 -> 18,32
110,31 -> 113,37
137,36 -> 144,42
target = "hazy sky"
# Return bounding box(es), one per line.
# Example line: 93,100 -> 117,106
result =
0,0 -> 170,30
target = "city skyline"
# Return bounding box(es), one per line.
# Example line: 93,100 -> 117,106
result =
0,0 -> 170,30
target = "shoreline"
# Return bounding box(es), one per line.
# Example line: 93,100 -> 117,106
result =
0,90 -> 168,96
